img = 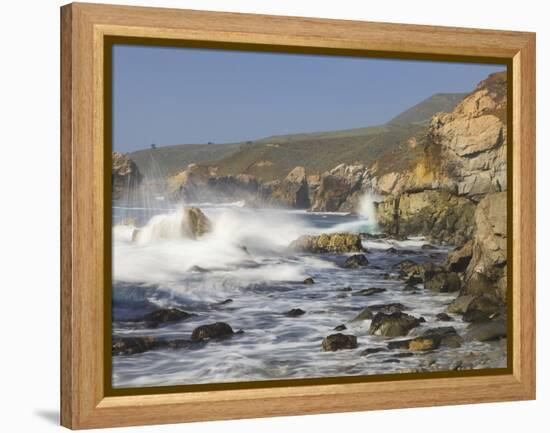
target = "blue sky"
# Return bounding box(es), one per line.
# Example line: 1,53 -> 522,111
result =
113,45 -> 505,152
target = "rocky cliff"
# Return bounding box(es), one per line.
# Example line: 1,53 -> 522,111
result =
112,152 -> 143,200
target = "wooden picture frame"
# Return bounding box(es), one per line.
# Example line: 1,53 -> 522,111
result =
60,2 -> 536,429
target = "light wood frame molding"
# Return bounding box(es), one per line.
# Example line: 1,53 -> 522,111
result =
60,2 -> 536,429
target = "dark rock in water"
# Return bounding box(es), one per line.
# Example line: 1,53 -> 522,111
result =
446,295 -> 477,314
322,333 -> 358,351
360,347 -> 384,356
286,308 -> 306,317
112,337 -> 157,356
424,271 -> 461,293
421,244 -> 436,250
189,265 -> 209,273
418,317 -> 426,323
141,308 -> 193,328
445,241 -> 473,272
436,312 -> 452,322
368,312 -> 421,337
387,339 -> 411,350
383,358 -> 401,363
386,247 -> 399,254
421,326 -> 462,348
303,277 -> 315,285
337,286 -> 353,292
352,307 -> 374,321
289,233 -> 365,253
191,322 -> 234,342
462,296 -> 502,323
393,352 -> 415,358
344,254 -> 369,268
164,339 -> 193,350
334,324 -> 347,331
465,320 -> 507,341
352,287 -> 386,297
216,298 -> 234,306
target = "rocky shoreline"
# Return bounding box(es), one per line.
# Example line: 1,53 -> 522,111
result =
111,72 -> 509,378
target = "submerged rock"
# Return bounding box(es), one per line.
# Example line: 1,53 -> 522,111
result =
140,308 -> 193,328
289,233 -> 365,253
436,312 -> 452,322
368,312 -> 421,337
334,324 -> 347,331
344,254 -> 369,268
360,347 -> 385,356
285,308 -> 306,317
465,320 -> 507,342
191,322 -> 234,342
322,333 -> 358,351
387,327 -> 462,351
352,287 -> 387,297
112,337 -> 157,356
303,277 -> 315,285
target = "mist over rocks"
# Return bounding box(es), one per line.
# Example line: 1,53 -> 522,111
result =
112,152 -> 142,200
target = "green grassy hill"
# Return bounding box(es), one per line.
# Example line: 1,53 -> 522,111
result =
128,92 -> 466,180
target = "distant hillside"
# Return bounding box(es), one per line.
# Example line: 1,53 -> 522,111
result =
127,91 -> 466,180
388,93 -> 466,126
129,142 -> 243,179
212,123 -> 425,181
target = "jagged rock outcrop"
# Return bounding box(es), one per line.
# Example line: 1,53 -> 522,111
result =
168,163 -> 266,205
425,72 -> 507,199
289,233 -> 365,253
185,207 -> 212,239
270,166 -> 310,208
112,152 -> 142,200
311,164 -> 366,212
463,192 -> 507,302
376,189 -> 476,245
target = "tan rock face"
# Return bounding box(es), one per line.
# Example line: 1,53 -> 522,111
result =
376,190 -> 476,245
425,71 -> 507,198
464,192 -> 507,301
311,164 -> 366,212
112,152 -> 142,200
270,166 -> 310,208
184,207 -> 212,239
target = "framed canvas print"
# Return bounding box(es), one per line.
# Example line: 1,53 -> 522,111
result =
60,2 -> 536,429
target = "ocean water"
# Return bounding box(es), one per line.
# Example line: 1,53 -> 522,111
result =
111,201 -> 505,388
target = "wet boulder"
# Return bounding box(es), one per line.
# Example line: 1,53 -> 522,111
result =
424,271 -> 461,293
344,254 -> 369,268
112,337 -> 157,356
191,322 -> 234,342
303,277 -> 315,285
334,324 -> 347,331
465,320 -> 507,342
436,312 -> 452,322
368,312 -> 422,337
285,308 -> 306,317
322,333 -> 358,351
446,295 -> 477,314
352,287 -> 386,297
141,308 -> 193,328
462,295 -> 502,323
185,206 -> 212,239
289,233 -> 365,253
